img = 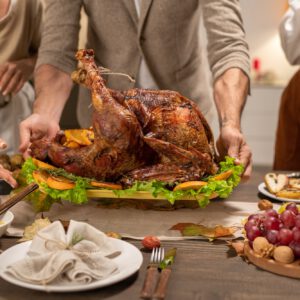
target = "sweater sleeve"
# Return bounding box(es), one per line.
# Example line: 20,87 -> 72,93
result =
202,0 -> 250,82
30,0 -> 43,54
36,0 -> 83,74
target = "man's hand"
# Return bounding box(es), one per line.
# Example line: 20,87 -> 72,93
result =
213,68 -> 252,180
216,124 -> 252,180
18,64 -> 74,157
0,57 -> 36,96
19,113 -> 60,158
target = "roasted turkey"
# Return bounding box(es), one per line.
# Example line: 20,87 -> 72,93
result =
31,49 -> 218,184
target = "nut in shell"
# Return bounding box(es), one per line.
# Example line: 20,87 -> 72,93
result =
253,237 -> 274,258
258,199 -> 273,211
273,246 -> 294,264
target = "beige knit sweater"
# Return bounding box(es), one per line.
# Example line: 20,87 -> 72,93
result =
37,0 -> 250,116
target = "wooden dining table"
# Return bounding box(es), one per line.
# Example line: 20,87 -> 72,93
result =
0,165 -> 300,300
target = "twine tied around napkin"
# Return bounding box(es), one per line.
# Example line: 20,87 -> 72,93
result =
5,220 -> 120,285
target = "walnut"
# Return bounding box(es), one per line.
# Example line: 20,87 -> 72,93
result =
258,199 -> 273,211
273,246 -> 294,264
253,237 -> 275,258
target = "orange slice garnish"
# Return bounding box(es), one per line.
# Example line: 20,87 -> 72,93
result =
211,170 -> 233,181
90,181 -> 123,190
32,158 -> 57,170
46,175 -> 75,190
32,170 -> 49,185
173,181 -> 207,191
64,129 -> 94,146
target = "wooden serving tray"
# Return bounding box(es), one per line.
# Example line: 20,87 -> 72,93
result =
86,189 -> 218,201
244,241 -> 300,279
86,190 -> 219,209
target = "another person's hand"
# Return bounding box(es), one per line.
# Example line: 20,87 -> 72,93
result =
216,124 -> 252,180
0,138 -> 7,149
0,138 -> 17,187
19,113 -> 60,158
0,57 -> 36,96
0,164 -> 17,188
0,167 -> 17,188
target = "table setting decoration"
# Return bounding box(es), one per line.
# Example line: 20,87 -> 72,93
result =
3,167 -> 300,299
140,247 -> 176,300
39,200 -> 267,242
0,220 -> 143,292
230,202 -> 300,279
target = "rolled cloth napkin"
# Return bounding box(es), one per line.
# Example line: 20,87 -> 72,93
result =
5,220 -> 120,285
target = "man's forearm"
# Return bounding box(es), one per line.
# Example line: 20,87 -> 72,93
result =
213,68 -> 249,130
33,64 -> 73,122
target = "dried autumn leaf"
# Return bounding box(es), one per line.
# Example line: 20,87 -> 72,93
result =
214,225 -> 237,237
227,241 -> 245,256
19,218 -> 51,242
170,223 -> 237,238
169,223 -> 196,231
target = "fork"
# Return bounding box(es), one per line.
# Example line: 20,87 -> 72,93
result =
140,247 -> 164,299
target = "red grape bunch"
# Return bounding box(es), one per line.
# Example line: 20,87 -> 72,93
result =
244,203 -> 300,258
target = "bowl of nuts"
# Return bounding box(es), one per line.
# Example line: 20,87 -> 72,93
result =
243,202 -> 300,278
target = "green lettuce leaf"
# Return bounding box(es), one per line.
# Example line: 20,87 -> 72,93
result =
20,156 -> 243,211
20,158 -> 90,212
114,156 -> 244,207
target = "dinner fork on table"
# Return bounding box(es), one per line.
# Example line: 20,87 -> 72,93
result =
140,247 -> 164,299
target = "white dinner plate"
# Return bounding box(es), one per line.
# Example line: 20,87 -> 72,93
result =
258,182 -> 300,203
0,239 -> 143,292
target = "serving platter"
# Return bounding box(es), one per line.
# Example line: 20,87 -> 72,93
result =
86,189 -> 218,201
86,189 -> 219,209
258,183 -> 300,203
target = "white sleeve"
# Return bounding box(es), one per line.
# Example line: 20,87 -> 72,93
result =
279,0 -> 300,65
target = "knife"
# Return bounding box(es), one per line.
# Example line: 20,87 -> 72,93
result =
153,248 -> 177,300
